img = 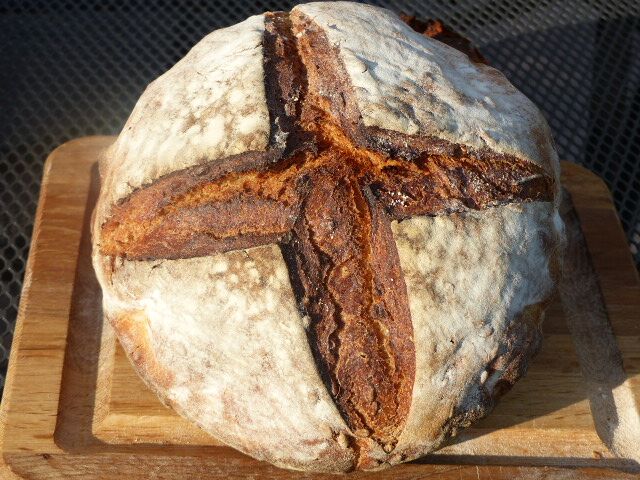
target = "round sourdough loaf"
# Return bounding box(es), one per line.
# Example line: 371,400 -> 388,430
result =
92,1 -> 564,472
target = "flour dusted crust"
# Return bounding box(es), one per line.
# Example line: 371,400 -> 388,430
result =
93,1 -> 564,473
296,2 -> 557,177
96,14 -> 270,224
98,247 -> 355,471
393,202 -> 561,459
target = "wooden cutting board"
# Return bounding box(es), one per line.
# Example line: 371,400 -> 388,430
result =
1,136 -> 639,479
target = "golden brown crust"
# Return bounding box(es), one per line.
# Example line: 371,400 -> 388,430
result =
97,10 -> 555,454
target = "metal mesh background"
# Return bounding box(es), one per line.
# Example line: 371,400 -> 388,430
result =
1,0 -> 639,396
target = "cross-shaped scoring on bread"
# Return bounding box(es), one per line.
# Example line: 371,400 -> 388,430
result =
99,9 -> 554,457
94,2 -> 562,471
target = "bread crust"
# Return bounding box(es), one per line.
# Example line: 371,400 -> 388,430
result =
92,2 -> 564,472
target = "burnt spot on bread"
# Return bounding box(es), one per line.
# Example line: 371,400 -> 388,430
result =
99,10 -> 555,455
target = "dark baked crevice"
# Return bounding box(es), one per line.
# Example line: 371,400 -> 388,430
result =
285,157 -> 415,448
263,12 -> 310,154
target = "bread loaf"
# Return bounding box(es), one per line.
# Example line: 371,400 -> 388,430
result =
92,1 -> 564,472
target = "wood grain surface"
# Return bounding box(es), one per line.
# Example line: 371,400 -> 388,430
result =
0,136 -> 638,479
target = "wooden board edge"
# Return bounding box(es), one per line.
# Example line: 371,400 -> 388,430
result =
0,138 -> 114,469
2,451 -> 640,480
559,161 -> 640,464
0,151 -> 70,475
0,149 -> 59,464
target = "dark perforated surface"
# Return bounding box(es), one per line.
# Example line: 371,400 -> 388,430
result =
1,0 -> 639,395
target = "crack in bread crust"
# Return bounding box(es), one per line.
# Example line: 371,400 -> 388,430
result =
98,10 -> 555,454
